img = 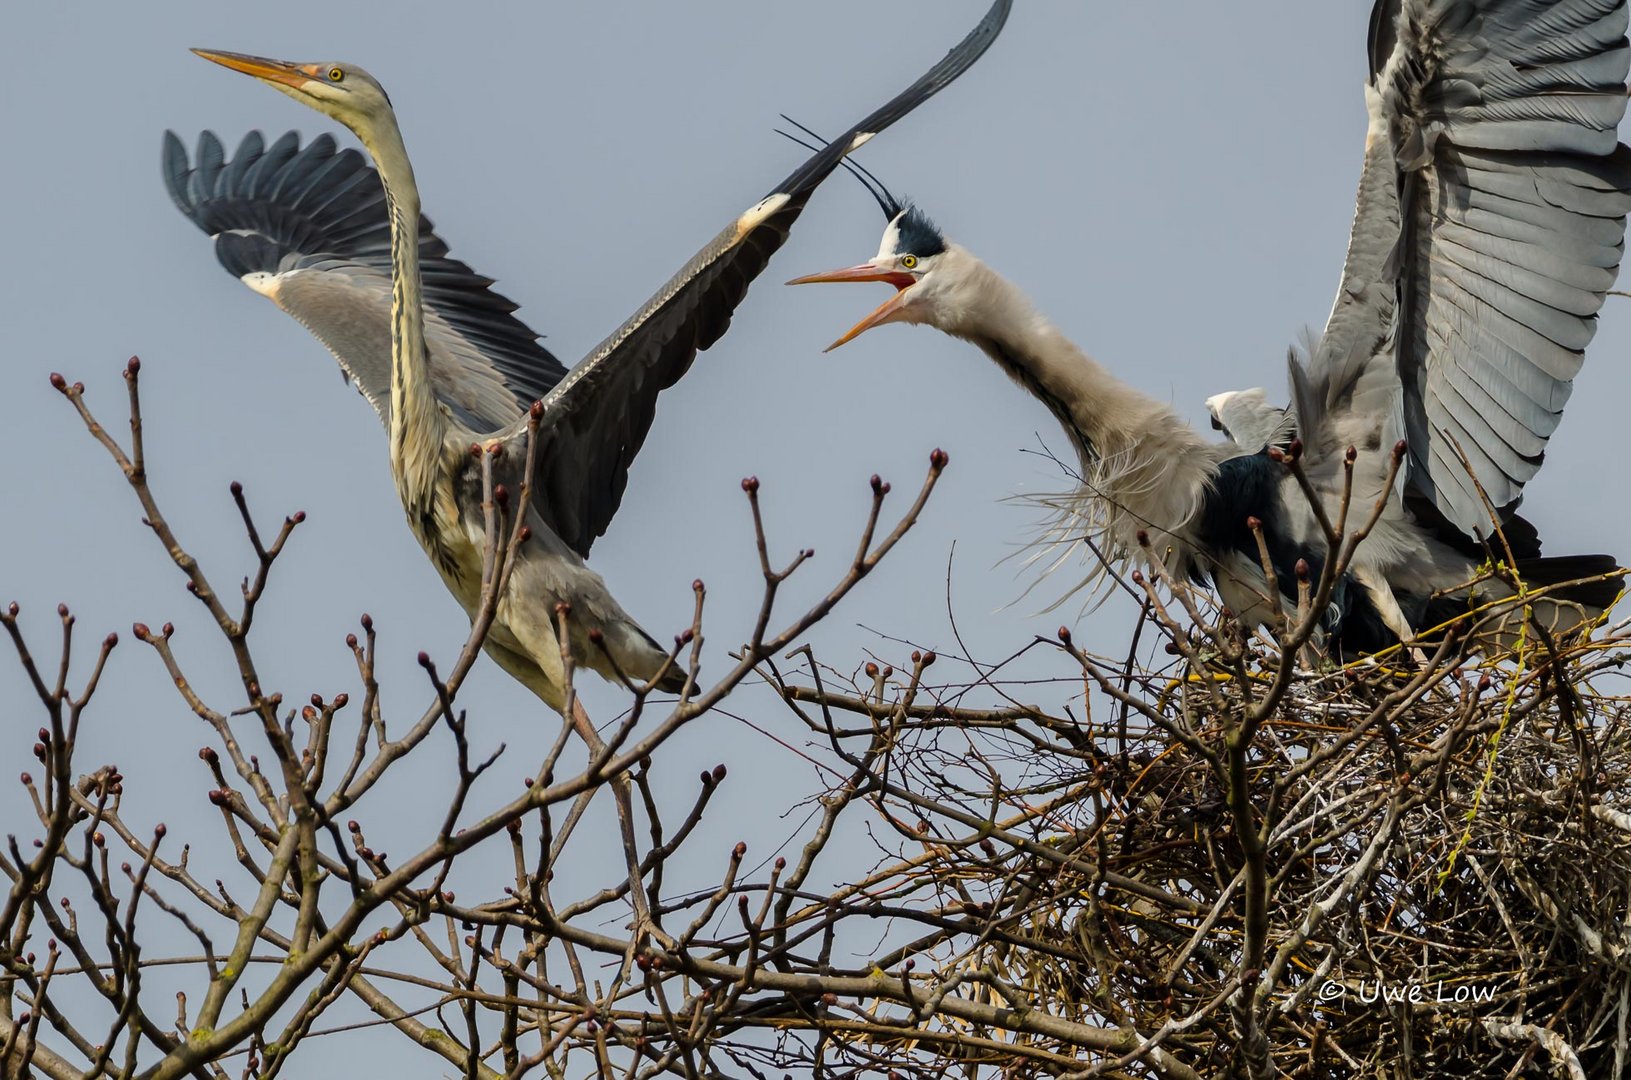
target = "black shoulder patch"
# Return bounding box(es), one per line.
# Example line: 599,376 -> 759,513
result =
896,205 -> 946,258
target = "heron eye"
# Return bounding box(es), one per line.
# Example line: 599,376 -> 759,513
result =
900,254 -> 919,270
328,67 -> 344,82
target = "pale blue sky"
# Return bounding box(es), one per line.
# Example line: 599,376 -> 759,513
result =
3,3 -> 1628,1071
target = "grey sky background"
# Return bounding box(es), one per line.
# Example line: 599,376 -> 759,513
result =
3,2 -> 1630,1071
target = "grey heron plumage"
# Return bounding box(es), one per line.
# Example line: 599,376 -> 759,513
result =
176,2 -> 1010,714
794,0 -> 1628,652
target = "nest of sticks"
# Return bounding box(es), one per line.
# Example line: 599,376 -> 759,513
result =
780,568 -> 1631,1077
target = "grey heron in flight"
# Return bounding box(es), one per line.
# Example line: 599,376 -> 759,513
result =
172,0 -> 1010,714
793,0 -> 1628,652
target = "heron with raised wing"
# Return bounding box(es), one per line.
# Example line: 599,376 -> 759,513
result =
792,0 -> 1627,651
177,0 -> 1010,718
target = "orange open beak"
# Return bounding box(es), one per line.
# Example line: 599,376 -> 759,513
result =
191,49 -> 319,90
787,264 -> 919,352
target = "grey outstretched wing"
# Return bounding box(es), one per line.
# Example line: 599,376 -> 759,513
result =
1297,0 -> 1631,538
529,0 -> 1012,558
163,129 -> 567,433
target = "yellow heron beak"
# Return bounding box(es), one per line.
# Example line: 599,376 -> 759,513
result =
787,264 -> 918,352
191,49 -> 320,90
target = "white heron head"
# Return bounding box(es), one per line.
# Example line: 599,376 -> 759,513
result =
192,50 -> 396,135
788,204 -> 960,351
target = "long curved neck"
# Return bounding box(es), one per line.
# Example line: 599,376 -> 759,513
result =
939,248 -> 1222,564
359,118 -> 446,519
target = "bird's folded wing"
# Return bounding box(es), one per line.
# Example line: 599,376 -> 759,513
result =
1304,0 -> 1631,539
163,129 -> 568,433
528,0 -> 1012,559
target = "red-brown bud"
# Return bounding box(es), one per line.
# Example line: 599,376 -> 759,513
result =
333,693 -> 348,709
1057,626 -> 1072,644
865,661 -> 879,678
417,651 -> 432,668
199,746 -> 217,764
494,484 -> 509,510
49,373 -> 67,391
529,399 -> 544,421
741,476 -> 759,493
921,650 -> 936,666
930,448 -> 949,468
554,601 -> 572,617
208,790 -> 228,806
711,764 -> 726,783
1246,516 -> 1261,532
360,613 -> 373,631
56,603 -> 68,618
1131,570 -> 1145,586
161,622 -> 174,639
291,511 -> 306,524
154,823 -> 167,839
1288,438 -> 1304,461
345,633 -> 358,648
1393,439 -> 1408,460
104,632 -> 117,649
733,841 -> 747,859
1344,446 -> 1357,464
1295,559 -> 1310,581
126,356 -> 141,375
518,525 -> 531,542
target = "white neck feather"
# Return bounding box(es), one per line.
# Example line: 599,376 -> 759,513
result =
933,246 -> 1223,579
360,120 -> 447,521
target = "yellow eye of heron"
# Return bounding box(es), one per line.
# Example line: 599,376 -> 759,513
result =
901,254 -> 919,270
328,67 -> 344,82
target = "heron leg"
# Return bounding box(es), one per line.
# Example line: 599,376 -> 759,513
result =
1353,565 -> 1432,666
